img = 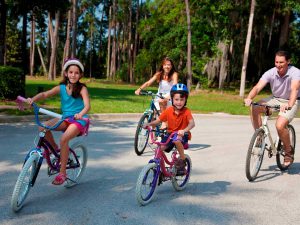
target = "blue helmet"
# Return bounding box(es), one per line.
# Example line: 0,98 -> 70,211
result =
170,83 -> 189,106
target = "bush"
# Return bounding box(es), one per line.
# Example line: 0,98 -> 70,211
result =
0,66 -> 24,100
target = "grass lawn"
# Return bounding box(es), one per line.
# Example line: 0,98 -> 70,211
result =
1,76 -> 272,116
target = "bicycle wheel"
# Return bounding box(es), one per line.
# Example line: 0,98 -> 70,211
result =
134,114 -> 150,155
172,154 -> 192,191
245,128 -> 266,181
276,124 -> 296,171
135,163 -> 159,206
64,142 -> 88,188
11,153 -> 39,212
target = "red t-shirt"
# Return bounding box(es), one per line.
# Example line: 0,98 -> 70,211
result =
159,106 -> 193,139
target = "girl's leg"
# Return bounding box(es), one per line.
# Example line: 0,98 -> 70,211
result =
58,124 -> 80,175
41,118 -> 63,150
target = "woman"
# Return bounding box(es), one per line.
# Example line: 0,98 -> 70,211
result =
135,57 -> 178,112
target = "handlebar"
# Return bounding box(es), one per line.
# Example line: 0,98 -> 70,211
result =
16,95 -> 64,130
139,90 -> 165,99
251,102 -> 281,110
145,126 -> 188,146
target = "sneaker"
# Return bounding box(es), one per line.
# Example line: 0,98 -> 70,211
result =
175,159 -> 187,176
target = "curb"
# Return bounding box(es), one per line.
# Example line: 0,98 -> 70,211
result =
0,112 -> 251,124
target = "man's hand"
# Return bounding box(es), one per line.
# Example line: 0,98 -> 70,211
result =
244,98 -> 252,106
280,104 -> 291,112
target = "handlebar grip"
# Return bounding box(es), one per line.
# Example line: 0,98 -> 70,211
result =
16,96 -> 27,103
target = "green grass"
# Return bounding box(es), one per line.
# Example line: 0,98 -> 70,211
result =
1,76 -> 271,116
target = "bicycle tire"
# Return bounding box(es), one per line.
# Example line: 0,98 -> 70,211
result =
172,154 -> 192,191
135,163 -> 159,206
276,124 -> 296,171
64,142 -> 88,188
245,128 -> 266,181
134,114 -> 150,155
11,153 -> 39,212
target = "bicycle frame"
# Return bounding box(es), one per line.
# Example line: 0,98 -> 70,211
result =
147,128 -> 179,178
16,96 -> 85,186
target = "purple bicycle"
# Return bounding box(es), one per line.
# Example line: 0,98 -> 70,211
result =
135,127 -> 192,206
11,96 -> 88,212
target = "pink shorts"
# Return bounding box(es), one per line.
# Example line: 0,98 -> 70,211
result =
64,118 -> 89,136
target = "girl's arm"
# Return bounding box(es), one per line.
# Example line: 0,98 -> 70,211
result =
143,117 -> 161,128
28,86 -> 60,104
135,73 -> 159,95
75,86 -> 90,119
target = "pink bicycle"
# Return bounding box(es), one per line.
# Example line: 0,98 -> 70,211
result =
135,127 -> 192,206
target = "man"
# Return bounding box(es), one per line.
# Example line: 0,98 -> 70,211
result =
244,50 -> 300,168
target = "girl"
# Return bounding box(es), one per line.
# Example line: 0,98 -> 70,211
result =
27,58 -> 90,185
135,57 -> 178,112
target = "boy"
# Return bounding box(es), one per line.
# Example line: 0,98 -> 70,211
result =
144,83 -> 195,174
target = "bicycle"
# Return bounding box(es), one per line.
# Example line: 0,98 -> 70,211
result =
135,127 -> 192,206
245,102 -> 296,181
134,90 -> 165,155
11,96 -> 88,212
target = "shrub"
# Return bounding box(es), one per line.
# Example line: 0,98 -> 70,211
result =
0,66 -> 24,100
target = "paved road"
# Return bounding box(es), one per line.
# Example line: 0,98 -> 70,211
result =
1,114 -> 300,225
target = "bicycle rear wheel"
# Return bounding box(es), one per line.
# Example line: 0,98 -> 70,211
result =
11,153 -> 39,212
65,142 -> 87,188
172,154 -> 192,191
134,114 -> 150,155
135,163 -> 159,206
276,124 -> 296,171
245,128 -> 266,181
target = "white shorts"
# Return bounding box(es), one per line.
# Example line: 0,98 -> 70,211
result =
261,97 -> 299,122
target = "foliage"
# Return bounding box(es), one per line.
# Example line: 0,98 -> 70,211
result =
0,66 -> 24,100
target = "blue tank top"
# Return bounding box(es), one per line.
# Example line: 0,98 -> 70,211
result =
60,84 -> 85,118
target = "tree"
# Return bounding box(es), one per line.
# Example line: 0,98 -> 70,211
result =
185,0 -> 192,91
0,0 -> 7,65
239,0 -> 255,97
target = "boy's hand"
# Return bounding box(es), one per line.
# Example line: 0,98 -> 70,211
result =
142,123 -> 149,129
178,130 -> 185,137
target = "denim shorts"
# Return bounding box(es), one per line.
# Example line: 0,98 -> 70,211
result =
161,132 -> 188,152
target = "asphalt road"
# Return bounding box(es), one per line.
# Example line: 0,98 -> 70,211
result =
1,114 -> 300,225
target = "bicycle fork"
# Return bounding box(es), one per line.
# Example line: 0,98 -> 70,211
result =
23,148 -> 44,187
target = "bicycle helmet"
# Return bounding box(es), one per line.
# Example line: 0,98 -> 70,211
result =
63,58 -> 84,73
170,83 -> 189,106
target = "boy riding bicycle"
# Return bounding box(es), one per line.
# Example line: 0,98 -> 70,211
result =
144,83 -> 195,174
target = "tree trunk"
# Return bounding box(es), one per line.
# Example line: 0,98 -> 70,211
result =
71,0 -> 78,57
218,42 -> 229,89
0,0 -> 7,65
110,0 -> 117,80
48,11 -> 60,80
37,45 -> 47,76
128,0 -> 133,83
267,4 -> 276,51
133,0 -> 140,83
106,6 -> 112,79
239,0 -> 256,97
29,13 -> 36,76
279,10 -> 290,48
62,6 -> 72,76
185,0 -> 192,91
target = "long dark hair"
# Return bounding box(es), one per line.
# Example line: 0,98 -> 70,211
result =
156,57 -> 177,83
60,65 -> 86,98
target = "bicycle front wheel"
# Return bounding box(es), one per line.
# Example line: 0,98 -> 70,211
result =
134,114 -> 150,155
245,128 -> 266,181
135,163 -> 159,206
172,154 -> 192,191
65,142 -> 88,188
276,124 -> 296,170
11,153 -> 39,212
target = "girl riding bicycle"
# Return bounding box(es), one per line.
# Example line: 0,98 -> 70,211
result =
27,58 -> 90,185
144,83 -> 195,174
135,57 -> 178,113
